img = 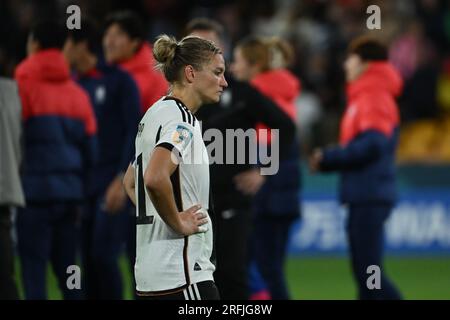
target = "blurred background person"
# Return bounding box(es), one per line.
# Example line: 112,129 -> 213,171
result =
64,18 -> 141,300
103,10 -> 168,113
185,18 -> 296,300
0,77 -> 24,300
231,35 -> 302,300
0,0 -> 449,301
14,20 -> 97,300
102,12 -> 171,284
309,36 -> 403,300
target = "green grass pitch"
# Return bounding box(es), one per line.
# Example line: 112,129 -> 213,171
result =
14,255 -> 450,300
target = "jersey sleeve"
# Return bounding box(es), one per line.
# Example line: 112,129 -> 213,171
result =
154,107 -> 195,161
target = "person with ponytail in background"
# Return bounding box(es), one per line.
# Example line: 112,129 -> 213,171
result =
231,36 -> 302,300
185,18 -> 296,300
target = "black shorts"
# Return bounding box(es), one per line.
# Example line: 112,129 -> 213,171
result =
137,281 -> 220,300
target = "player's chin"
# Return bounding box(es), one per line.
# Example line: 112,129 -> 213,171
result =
216,90 -> 225,100
206,93 -> 221,104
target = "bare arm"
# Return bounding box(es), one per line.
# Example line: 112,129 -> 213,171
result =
123,163 -> 136,206
144,146 -> 207,236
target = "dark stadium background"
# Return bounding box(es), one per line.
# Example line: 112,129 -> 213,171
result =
1,0 -> 449,299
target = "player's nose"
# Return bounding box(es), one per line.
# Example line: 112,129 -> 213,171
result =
220,75 -> 228,88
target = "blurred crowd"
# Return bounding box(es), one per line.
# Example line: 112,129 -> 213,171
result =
1,0 -> 450,162
0,0 -> 449,301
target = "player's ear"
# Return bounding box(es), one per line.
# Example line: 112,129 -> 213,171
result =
184,65 -> 195,84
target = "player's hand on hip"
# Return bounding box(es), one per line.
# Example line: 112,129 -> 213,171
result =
178,204 -> 209,236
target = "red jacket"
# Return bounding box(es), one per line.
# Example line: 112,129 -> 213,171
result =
321,62 -> 403,204
15,49 -> 96,134
119,42 -> 168,113
251,69 -> 301,144
340,62 -> 403,145
15,49 -> 97,202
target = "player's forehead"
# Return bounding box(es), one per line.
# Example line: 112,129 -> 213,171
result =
205,53 -> 225,72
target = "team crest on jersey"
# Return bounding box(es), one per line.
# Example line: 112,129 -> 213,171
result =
172,124 -> 193,148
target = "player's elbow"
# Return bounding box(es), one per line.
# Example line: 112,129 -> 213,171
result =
144,170 -> 165,193
123,176 -> 133,194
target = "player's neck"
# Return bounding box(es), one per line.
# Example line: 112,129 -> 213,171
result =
169,85 -> 201,114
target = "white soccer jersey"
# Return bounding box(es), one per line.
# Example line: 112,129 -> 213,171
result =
133,96 -> 214,294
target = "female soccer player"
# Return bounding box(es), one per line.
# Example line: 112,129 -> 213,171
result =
123,34 -> 227,300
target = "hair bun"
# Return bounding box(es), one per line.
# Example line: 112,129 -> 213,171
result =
152,33 -> 221,83
153,35 -> 178,65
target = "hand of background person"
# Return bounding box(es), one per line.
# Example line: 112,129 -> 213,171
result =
234,168 -> 266,196
104,173 -> 128,214
309,148 -> 323,173
178,205 -> 209,236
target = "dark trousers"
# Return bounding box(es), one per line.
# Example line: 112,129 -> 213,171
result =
81,195 -> 129,299
137,281 -> 220,300
0,206 -> 19,300
214,208 -> 251,300
347,204 -> 402,300
17,203 -> 81,300
252,216 -> 296,300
